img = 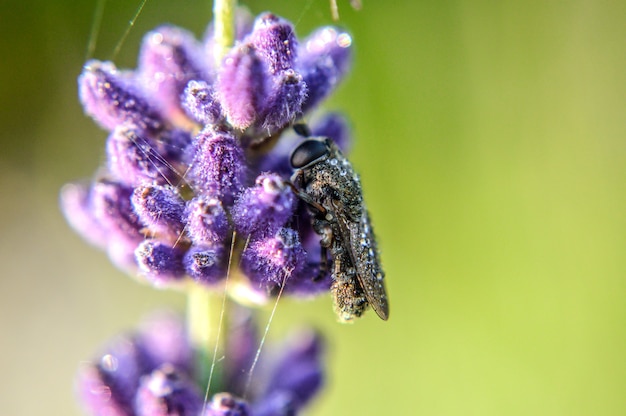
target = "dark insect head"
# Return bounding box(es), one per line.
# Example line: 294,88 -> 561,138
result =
290,138 -> 330,169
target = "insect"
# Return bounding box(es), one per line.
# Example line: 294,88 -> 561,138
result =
289,134 -> 389,322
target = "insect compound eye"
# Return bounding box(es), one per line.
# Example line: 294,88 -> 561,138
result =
290,139 -> 329,169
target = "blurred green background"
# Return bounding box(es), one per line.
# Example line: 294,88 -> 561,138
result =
1,0 -> 624,414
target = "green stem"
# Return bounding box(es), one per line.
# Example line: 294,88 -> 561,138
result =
187,283 -> 221,386
213,0 -> 237,66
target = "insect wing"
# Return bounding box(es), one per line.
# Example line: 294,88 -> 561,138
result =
332,199 -> 389,320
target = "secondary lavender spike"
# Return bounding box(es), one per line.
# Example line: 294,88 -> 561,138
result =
182,80 -> 222,125
135,240 -> 186,286
185,196 -> 230,245
252,391 -> 297,416
183,244 -> 226,286
263,329 -> 324,408
77,335 -> 145,416
217,45 -> 266,130
204,393 -> 251,416
249,13 -> 298,74
223,309 -> 258,396
259,69 -> 307,132
297,27 -> 353,113
79,60 -> 164,133
135,365 -> 203,416
137,25 -> 209,121
188,128 -> 247,206
131,185 -> 185,241
231,173 -> 297,239
241,228 -> 307,290
136,311 -> 193,375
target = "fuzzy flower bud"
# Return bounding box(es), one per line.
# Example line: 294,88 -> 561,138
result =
135,240 -> 185,286
132,185 -> 185,241
217,45 -> 266,130
137,25 -> 209,122
249,13 -> 298,74
183,244 -> 226,285
182,80 -> 222,125
232,173 -> 296,238
79,60 -> 164,133
135,365 -> 202,416
297,27 -> 353,113
241,228 -> 307,290
188,128 -> 247,206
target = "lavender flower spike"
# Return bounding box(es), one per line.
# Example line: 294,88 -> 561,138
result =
65,10 -> 358,301
77,311 -> 325,416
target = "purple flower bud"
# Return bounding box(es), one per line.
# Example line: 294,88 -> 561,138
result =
263,329 -> 324,408
241,228 -> 307,289
107,126 -> 192,187
297,27 -> 352,113
185,196 -> 230,245
223,309 -> 258,395
137,25 -> 209,122
249,13 -> 298,74
204,393 -> 250,416
135,365 -> 202,416
132,185 -> 185,242
135,240 -> 186,286
79,60 -> 164,132
260,69 -> 307,132
182,80 -> 222,125
311,112 -> 352,153
183,244 -> 226,285
77,335 -> 145,416
231,173 -> 296,238
59,182 -> 108,249
188,128 -> 247,206
252,391 -> 296,416
136,311 -> 193,375
91,180 -> 144,243
217,45 -> 266,130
